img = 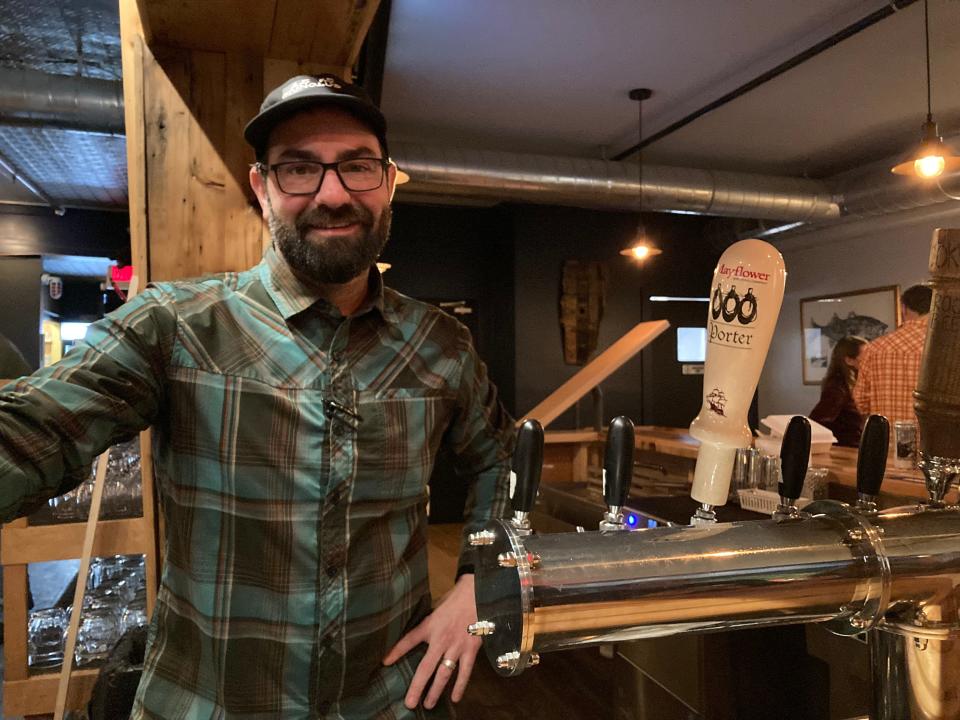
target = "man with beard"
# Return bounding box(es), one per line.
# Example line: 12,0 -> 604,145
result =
0,75 -> 513,718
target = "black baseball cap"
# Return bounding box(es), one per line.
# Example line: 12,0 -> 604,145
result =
244,74 -> 388,158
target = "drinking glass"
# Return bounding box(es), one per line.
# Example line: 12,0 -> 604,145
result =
730,446 -> 760,501
759,454 -> 782,492
28,607 -> 67,668
894,421 -> 918,470
802,467 -> 829,500
121,586 -> 149,634
75,606 -> 120,666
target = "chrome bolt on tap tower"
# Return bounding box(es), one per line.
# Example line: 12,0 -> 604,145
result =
468,231 -> 960,720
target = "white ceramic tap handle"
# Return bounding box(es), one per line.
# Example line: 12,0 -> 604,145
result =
689,238 -> 786,506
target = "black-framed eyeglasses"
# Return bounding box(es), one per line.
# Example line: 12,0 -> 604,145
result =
258,158 -> 389,194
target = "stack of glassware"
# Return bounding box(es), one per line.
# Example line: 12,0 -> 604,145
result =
46,439 -> 143,522
26,553 -> 149,669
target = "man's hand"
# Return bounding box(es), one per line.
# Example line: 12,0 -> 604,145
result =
383,574 -> 481,710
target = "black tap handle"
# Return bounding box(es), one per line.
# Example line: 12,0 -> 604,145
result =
857,414 -> 890,497
778,416 -> 811,501
512,419 -> 544,513
603,416 -> 635,508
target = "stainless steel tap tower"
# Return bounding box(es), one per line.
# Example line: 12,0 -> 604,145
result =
470,230 -> 960,719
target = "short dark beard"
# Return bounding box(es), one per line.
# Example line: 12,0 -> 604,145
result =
268,198 -> 391,285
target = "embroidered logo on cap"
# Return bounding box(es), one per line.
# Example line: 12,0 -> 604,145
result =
281,76 -> 341,100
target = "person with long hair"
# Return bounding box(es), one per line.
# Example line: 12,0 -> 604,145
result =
810,335 -> 868,447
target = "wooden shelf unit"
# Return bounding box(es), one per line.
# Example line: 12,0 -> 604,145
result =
1,436 -> 159,716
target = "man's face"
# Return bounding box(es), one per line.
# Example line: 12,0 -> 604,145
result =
250,107 -> 396,285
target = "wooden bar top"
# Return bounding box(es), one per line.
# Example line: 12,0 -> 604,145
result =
545,425 -> 943,502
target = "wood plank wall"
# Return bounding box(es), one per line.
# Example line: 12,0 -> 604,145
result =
141,46 -> 265,280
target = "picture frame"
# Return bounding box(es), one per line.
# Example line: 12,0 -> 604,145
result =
799,285 -> 901,385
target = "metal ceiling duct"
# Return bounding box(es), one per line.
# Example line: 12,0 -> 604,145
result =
0,70 -> 953,225
0,67 -> 124,134
391,142 -> 840,221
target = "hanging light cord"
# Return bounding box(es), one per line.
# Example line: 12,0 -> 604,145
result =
637,95 -> 643,218
924,0 -> 932,122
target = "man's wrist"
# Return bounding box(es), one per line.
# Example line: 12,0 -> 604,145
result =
455,563 -> 474,580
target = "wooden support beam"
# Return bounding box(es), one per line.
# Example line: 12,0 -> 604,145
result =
120,0 -> 150,279
520,320 -> 671,429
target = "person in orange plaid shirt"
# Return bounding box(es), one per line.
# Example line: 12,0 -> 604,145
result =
854,284 -> 932,424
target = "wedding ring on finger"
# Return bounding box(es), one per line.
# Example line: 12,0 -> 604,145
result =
440,658 -> 458,671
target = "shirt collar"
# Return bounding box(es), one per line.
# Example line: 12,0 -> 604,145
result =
259,243 -> 398,324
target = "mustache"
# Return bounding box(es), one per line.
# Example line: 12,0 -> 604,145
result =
295,204 -> 373,231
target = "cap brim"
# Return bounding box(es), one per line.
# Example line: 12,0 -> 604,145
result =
244,94 -> 387,153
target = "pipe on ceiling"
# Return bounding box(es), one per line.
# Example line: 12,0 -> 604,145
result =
0,70 -> 953,226
391,142 -> 841,221
759,191 -> 960,249
0,67 -> 125,134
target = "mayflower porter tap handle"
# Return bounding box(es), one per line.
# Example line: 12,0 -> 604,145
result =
603,416 -> 636,509
778,416 -> 811,502
512,419 -> 544,515
857,414 -> 890,499
689,239 -> 787,522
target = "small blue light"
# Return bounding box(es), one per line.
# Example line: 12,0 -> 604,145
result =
647,518 -> 658,529
626,513 -> 638,527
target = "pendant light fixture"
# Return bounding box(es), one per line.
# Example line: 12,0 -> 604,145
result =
620,88 -> 663,261
891,0 -> 960,178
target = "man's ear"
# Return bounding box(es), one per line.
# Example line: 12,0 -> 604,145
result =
249,165 -> 270,218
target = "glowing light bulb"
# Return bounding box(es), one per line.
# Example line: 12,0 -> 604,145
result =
632,245 -> 651,259
915,154 -> 946,178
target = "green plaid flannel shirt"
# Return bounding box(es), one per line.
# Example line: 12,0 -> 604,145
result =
0,245 -> 514,718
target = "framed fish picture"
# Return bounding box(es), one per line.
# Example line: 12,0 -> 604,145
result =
799,285 -> 901,385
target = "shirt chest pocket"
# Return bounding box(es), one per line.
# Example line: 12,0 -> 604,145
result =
353,388 -> 456,503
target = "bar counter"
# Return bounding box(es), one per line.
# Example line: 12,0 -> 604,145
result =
542,424 -> 947,505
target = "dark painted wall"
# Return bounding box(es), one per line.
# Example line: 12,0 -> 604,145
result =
0,256 -> 43,369
0,206 -> 130,260
383,203 -> 516,414
386,202 -> 720,430
512,206 -> 719,429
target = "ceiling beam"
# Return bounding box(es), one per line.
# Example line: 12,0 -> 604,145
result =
139,0 -> 381,69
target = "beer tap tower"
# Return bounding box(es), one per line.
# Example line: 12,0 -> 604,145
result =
469,232 -> 960,719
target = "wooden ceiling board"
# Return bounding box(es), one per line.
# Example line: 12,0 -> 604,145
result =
140,0 -> 277,54
140,0 -> 379,66
268,0 -> 325,61
309,0 -> 380,67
